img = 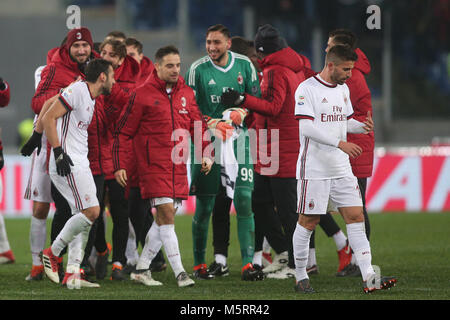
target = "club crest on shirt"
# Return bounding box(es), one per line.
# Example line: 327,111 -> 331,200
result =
181,96 -> 186,107
237,72 -> 243,85
33,188 -> 39,197
308,199 -> 315,210
85,194 -> 90,202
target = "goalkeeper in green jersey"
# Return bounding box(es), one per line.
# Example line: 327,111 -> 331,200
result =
186,24 -> 264,281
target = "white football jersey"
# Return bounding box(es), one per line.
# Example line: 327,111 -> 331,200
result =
49,81 -> 95,173
294,75 -> 354,180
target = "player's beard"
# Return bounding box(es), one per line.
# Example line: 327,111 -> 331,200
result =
211,51 -> 227,64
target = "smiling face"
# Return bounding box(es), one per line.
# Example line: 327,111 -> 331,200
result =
206,31 -> 231,66
155,53 -> 181,86
100,44 -> 124,69
69,40 -> 91,64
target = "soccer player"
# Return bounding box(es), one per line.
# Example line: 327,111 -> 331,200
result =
113,45 -> 212,287
292,45 -> 396,293
36,58 -> 115,288
307,29 -> 376,277
0,76 -> 15,265
185,24 -> 263,281
21,30 -> 100,281
98,38 -> 141,280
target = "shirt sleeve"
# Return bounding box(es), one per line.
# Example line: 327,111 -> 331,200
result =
244,60 -> 261,98
294,84 -> 315,120
58,83 -> 82,112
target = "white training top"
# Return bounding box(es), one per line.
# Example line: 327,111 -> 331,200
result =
49,81 -> 95,172
294,74 -> 354,180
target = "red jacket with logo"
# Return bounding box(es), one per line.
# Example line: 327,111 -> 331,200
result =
113,71 -> 210,200
242,47 -> 307,178
347,48 -> 374,178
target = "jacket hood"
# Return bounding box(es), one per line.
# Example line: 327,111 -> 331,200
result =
46,47 -> 59,64
114,55 -> 141,83
50,46 -> 100,74
258,47 -> 304,73
354,48 -> 371,75
139,56 -> 155,83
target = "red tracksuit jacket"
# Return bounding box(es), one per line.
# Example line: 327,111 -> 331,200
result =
113,71 -> 210,200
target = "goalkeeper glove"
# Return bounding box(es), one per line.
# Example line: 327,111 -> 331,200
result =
204,116 -> 234,141
221,88 -> 245,107
53,146 -> 74,177
20,130 -> 43,156
224,107 -> 249,126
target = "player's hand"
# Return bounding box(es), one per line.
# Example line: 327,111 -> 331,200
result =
20,130 -> 43,156
362,111 -> 374,133
338,141 -> 362,158
53,146 -> 74,176
200,157 -> 213,175
225,107 -> 249,126
204,116 -> 234,141
114,169 -> 128,187
221,88 -> 245,107
0,149 -> 4,170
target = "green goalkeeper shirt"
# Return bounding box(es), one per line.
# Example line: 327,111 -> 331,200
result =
185,51 -> 261,119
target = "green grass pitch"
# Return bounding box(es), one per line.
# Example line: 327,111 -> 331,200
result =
0,213 -> 449,301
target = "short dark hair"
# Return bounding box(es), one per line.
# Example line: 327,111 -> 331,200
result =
125,37 -> 143,54
154,45 -> 179,63
99,39 -> 127,59
328,29 -> 357,48
325,45 -> 358,65
85,59 -> 112,82
206,24 -> 231,38
331,35 -> 356,50
230,36 -> 254,56
106,30 -> 127,41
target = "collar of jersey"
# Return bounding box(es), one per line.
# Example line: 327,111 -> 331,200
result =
208,51 -> 235,73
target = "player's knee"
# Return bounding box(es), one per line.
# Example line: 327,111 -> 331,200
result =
83,206 -> 100,222
32,202 -> 50,219
234,189 -> 253,218
299,214 -> 320,230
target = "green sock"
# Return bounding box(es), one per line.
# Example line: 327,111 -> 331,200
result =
234,188 -> 255,267
192,196 -> 215,267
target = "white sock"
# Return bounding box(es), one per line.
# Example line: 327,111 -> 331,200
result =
67,225 -> 90,270
0,214 -> 11,252
136,222 -> 162,270
332,230 -> 348,251
293,223 -> 313,281
262,237 -> 271,254
252,250 -> 262,266
306,248 -> 316,268
125,220 -> 139,266
160,224 -> 184,277
30,216 -> 47,265
346,222 -> 375,281
215,253 -> 227,266
51,213 -> 92,257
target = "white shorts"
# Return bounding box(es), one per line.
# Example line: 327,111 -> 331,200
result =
297,176 -> 362,215
150,197 -> 182,210
50,168 -> 98,215
24,144 -> 53,203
